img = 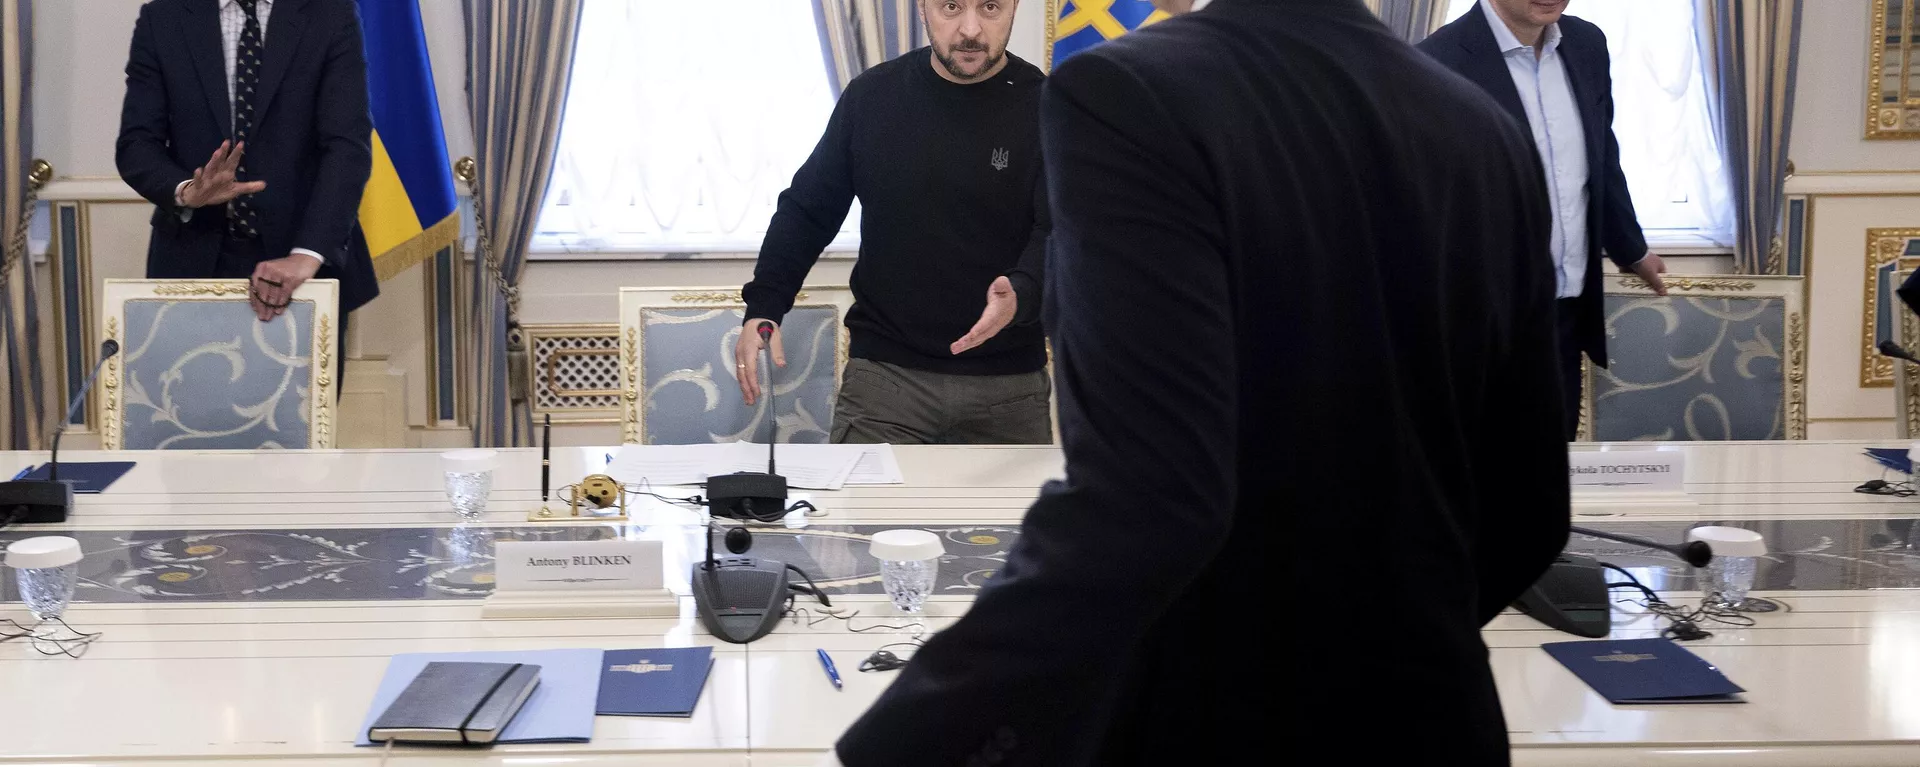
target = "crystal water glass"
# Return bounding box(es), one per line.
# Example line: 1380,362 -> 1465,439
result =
18,564 -> 79,621
6,536 -> 83,621
441,449 -> 499,520
880,558 -> 938,613
870,529 -> 945,614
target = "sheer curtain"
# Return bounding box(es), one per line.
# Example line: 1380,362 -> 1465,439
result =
1444,0 -> 1735,248
536,0 -> 857,255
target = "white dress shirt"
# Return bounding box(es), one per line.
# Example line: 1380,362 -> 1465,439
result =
1481,0 -> 1587,299
175,0 -> 324,264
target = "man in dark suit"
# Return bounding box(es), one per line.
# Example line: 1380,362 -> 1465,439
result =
1421,0 -> 1666,440
117,0 -> 376,343
822,1 -> 1569,765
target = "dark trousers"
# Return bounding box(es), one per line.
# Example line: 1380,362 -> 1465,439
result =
830,358 -> 1053,445
213,236 -> 349,398
1556,298 -> 1583,442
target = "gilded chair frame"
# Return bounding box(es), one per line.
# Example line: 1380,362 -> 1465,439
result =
1579,274 -> 1806,442
98,279 -> 340,449
1893,269 -> 1920,437
616,286 -> 854,445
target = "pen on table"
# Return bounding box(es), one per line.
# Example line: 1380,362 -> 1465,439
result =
540,414 -> 552,504
816,649 -> 842,691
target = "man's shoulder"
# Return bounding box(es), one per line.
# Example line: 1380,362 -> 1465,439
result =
1417,10 -> 1479,59
1556,14 -> 1609,60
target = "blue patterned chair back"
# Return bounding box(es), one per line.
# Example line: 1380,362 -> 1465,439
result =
618,288 -> 853,445
100,280 -> 340,450
1586,276 -> 1805,442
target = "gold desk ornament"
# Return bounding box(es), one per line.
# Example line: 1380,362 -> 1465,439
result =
526,473 -> 630,522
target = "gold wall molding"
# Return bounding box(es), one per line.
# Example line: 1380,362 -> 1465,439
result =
1868,0 -> 1920,139
1899,274 -> 1920,436
1859,228 -> 1920,387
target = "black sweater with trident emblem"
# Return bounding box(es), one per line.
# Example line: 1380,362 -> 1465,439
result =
743,48 -> 1049,376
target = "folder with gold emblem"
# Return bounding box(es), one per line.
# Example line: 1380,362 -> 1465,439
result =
1543,638 -> 1745,704
597,647 -> 715,717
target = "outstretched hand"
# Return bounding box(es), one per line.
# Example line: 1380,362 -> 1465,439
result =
952,276 -> 1018,355
180,140 -> 266,209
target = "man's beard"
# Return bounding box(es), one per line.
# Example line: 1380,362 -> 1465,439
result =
931,39 -> 1003,80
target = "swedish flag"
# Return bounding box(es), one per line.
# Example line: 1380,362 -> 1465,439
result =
1047,0 -> 1172,68
355,0 -> 458,282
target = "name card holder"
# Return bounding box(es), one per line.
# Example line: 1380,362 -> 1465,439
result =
481,540 -> 679,619
1569,450 -> 1697,515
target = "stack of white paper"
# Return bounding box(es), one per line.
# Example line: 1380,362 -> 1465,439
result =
604,442 -> 903,491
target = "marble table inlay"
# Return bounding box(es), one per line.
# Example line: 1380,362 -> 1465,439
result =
0,518 -> 1913,606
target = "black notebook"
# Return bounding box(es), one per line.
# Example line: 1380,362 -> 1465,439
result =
368,661 -> 542,744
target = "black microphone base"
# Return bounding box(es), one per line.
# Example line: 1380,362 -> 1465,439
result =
691,556 -> 791,644
1513,554 -> 1612,638
706,472 -> 788,521
0,481 -> 73,524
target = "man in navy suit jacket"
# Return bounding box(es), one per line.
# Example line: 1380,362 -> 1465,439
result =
823,1 -> 1569,764
1421,0 -> 1666,440
117,0 -> 377,332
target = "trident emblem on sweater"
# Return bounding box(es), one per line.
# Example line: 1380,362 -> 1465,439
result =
990,148 -> 1009,171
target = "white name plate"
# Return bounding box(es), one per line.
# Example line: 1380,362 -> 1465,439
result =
483,540 -> 677,619
1568,451 -> 1685,493
494,540 -> 663,591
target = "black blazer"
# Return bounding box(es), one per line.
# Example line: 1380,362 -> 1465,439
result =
832,1 -> 1570,765
1419,3 -> 1647,365
116,0 -> 378,312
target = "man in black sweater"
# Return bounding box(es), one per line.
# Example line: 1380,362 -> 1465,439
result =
736,0 -> 1051,445
824,0 -> 1569,764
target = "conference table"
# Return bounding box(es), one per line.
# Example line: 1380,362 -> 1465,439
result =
1,441 -> 1917,766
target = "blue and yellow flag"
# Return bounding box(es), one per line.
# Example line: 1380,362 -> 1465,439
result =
355,0 -> 458,282
1047,0 -> 1171,68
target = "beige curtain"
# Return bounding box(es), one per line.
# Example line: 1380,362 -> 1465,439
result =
1697,0 -> 1803,275
463,0 -> 583,447
1364,0 -> 1453,44
0,0 -> 51,450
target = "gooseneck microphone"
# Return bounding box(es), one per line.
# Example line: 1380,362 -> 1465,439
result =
51,339 -> 121,482
760,323 -> 777,476
692,323 -> 798,643
1570,525 -> 1714,568
1515,526 -> 1715,638
1879,340 -> 1920,366
0,339 -> 119,526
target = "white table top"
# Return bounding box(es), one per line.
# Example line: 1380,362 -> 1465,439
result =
2,442 -> 1918,766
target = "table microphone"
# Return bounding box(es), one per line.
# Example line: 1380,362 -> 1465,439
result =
693,324 -> 794,643
0,339 -> 119,526
1879,340 -> 1920,365
1515,526 -> 1714,638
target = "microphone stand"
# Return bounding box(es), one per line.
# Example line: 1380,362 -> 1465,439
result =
0,340 -> 119,525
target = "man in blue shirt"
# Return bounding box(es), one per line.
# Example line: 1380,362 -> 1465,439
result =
1422,0 -> 1668,440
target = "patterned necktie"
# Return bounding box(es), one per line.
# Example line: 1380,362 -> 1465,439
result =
229,0 -> 264,240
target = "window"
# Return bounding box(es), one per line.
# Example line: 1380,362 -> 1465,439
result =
1443,0 -> 1735,250
533,0 -> 858,256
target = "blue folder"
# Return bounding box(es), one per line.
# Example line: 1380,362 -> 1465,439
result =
356,648 -> 602,745
13,462 -> 135,493
1543,638 -> 1745,704
597,647 -> 714,717
1865,447 -> 1911,474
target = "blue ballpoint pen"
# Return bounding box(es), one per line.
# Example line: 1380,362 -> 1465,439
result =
816,648 -> 843,691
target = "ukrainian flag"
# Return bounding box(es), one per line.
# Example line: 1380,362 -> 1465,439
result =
1047,0 -> 1171,69
355,0 -> 458,281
